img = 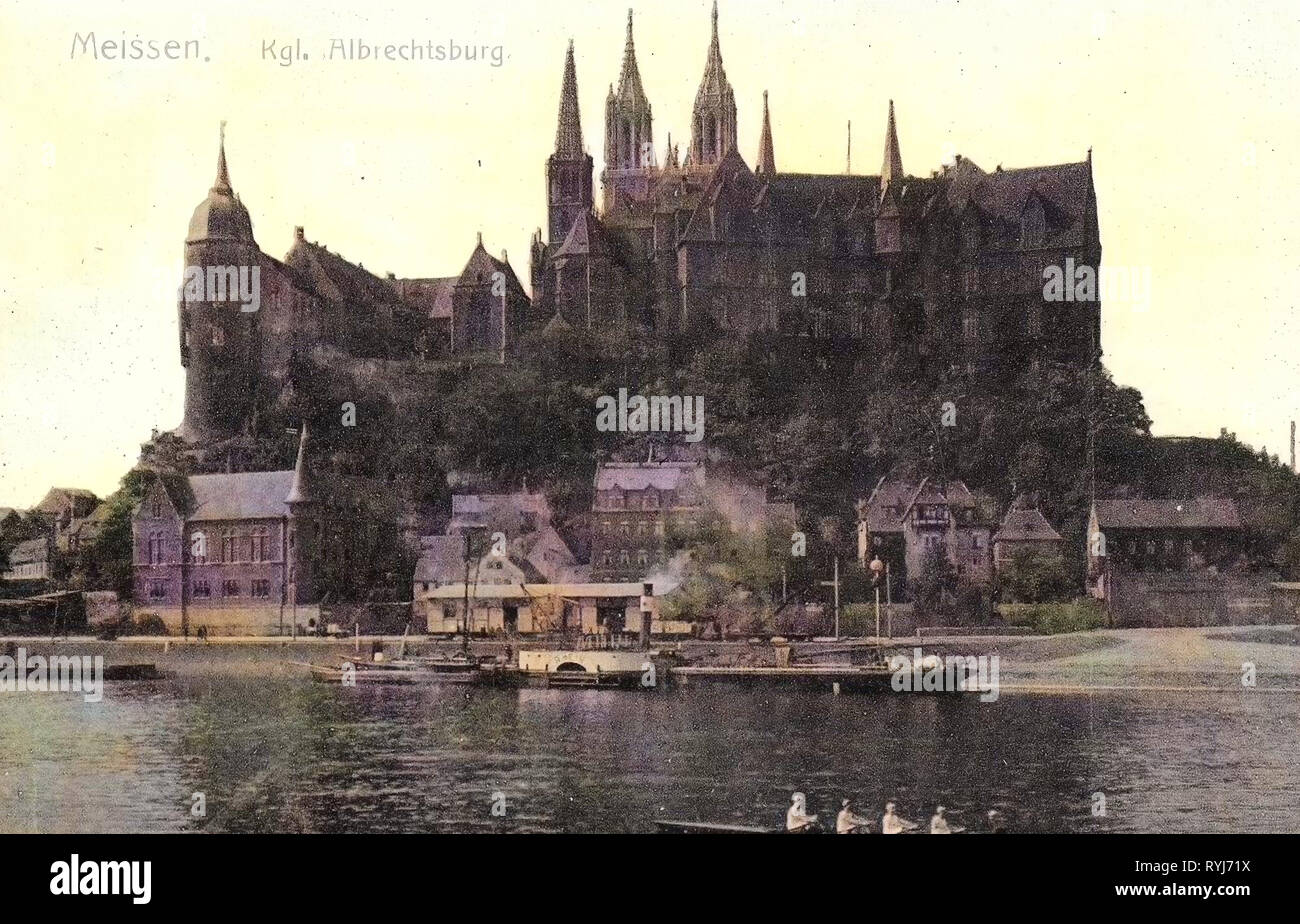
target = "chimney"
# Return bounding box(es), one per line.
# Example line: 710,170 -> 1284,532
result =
501,249 -> 508,262
640,581 -> 654,650
295,226 -> 304,240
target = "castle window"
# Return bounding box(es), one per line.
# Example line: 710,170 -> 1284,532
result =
192,580 -> 211,598
637,550 -> 649,567
151,495 -> 163,518
222,579 -> 240,598
619,550 -> 630,566
251,579 -> 270,598
251,527 -> 269,563
221,530 -> 236,563
963,317 -> 979,342
148,531 -> 164,564
149,580 -> 167,599
211,326 -> 225,347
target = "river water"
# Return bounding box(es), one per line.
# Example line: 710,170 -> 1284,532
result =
1,662 -> 1296,833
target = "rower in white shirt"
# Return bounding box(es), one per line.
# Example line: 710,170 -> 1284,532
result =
929,805 -> 965,834
881,801 -> 919,834
836,799 -> 873,834
786,792 -> 819,833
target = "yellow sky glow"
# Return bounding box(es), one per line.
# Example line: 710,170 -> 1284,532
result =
2,0 -> 1298,506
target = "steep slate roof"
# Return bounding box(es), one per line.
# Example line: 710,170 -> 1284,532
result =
414,535 -> 467,584
284,237 -> 415,314
555,211 -> 613,259
994,508 -> 1063,543
595,462 -> 705,497
390,277 -> 456,319
456,242 -> 528,300
899,477 -> 978,521
34,488 -> 99,515
1093,498 -> 1242,531
862,476 -> 915,534
186,471 -> 296,522
7,537 -> 50,565
944,158 -> 1093,247
863,476 -> 979,532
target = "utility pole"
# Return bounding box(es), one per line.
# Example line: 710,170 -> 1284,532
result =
885,562 -> 893,638
461,530 -> 473,653
818,556 -> 841,639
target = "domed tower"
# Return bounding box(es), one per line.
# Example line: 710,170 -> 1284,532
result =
178,124 -> 262,444
688,2 -> 737,169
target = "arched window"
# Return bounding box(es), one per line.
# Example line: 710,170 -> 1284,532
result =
190,530 -> 208,563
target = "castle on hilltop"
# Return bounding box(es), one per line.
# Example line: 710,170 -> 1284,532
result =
176,2 -> 1101,446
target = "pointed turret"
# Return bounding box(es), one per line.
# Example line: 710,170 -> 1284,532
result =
689,1 -> 738,167
881,99 -> 903,195
187,123 -> 254,245
214,121 -> 232,193
615,9 -> 650,113
285,422 -> 313,505
554,40 -> 583,157
604,9 -> 654,177
601,9 -> 656,209
547,41 -> 595,244
755,90 -> 775,175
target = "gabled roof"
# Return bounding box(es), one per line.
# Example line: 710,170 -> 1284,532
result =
945,159 -> 1092,241
899,477 -> 978,521
187,471 -> 296,522
1092,498 -> 1242,531
863,475 -> 979,532
555,211 -> 612,259
284,237 -> 415,314
994,508 -> 1063,543
456,241 -> 528,300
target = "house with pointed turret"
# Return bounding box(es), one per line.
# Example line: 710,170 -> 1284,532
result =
131,426 -> 323,635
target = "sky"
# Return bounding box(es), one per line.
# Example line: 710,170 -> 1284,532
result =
1,0 -> 1298,508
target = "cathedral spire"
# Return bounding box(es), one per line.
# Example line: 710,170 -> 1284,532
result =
616,9 -> 650,111
881,99 -> 903,194
213,121 -> 232,193
690,1 -> 737,166
554,40 -> 584,157
756,90 -> 775,175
